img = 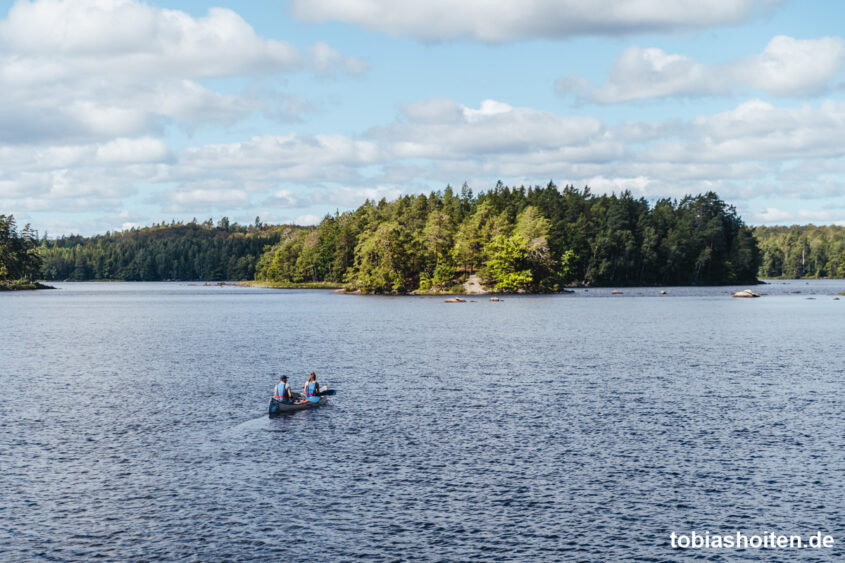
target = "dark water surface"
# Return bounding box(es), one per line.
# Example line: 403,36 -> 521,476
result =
2,281 -> 844,561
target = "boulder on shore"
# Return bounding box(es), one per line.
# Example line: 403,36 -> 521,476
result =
732,289 -> 760,298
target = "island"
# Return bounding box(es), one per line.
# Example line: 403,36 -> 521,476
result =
252,185 -> 762,294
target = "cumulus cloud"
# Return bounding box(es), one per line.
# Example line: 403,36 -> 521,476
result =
0,0 -> 300,77
177,134 -> 381,187
158,98 -> 845,219
7,95 -> 845,232
294,214 -> 322,226
370,98 -> 609,160
290,0 -> 778,42
309,42 -> 369,76
753,207 -> 845,225
95,137 -> 170,164
0,0 -> 363,143
161,98 -> 845,218
557,36 -> 845,103
312,185 -> 406,207
263,189 -> 301,208
163,187 -> 250,214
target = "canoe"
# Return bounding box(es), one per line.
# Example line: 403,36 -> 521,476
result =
268,387 -> 334,417
268,395 -> 326,416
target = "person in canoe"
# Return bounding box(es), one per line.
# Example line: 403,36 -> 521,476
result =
274,375 -> 294,403
304,371 -> 320,398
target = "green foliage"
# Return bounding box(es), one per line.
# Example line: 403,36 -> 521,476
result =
559,249 -> 578,283
485,234 -> 533,292
39,219 -> 284,281
253,184 -> 761,292
754,225 -> 845,278
0,214 -> 42,281
28,184 -> 764,291
350,221 -> 416,293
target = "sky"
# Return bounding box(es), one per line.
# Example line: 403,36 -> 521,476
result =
2,0 -> 845,236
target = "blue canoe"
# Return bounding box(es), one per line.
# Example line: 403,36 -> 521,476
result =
267,387 -> 335,417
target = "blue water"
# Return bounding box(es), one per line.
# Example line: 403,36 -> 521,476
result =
1,281 -> 843,561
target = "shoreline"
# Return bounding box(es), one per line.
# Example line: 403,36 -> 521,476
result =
0,281 -> 56,291
239,280 -> 345,290
243,277 -> 768,295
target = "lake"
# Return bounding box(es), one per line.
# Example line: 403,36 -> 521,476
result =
2,281 -> 843,561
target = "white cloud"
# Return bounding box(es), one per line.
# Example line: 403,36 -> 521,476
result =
6,95 -> 845,233
742,36 -> 845,96
753,207 -> 845,225
558,36 -> 845,103
309,42 -> 369,76
557,46 -> 717,102
372,98 -> 608,159
294,214 -> 322,226
166,188 -> 250,212
264,189 -> 301,208
584,175 -> 654,196
290,0 -> 778,42
0,0 -> 361,143
0,0 -> 300,77
179,135 -> 381,183
755,207 -> 794,222
312,185 -> 405,207
95,137 -> 170,164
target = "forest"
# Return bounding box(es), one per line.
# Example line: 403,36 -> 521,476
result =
37,218 -> 288,282
254,184 -> 760,292
0,214 -> 43,288
753,225 -> 845,279
25,184 -> 843,291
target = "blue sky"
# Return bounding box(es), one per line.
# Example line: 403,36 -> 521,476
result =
2,0 -> 845,235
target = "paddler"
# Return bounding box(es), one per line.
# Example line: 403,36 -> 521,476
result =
303,371 -> 320,398
274,375 -> 294,403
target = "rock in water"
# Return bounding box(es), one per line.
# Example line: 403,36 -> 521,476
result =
731,289 -> 760,298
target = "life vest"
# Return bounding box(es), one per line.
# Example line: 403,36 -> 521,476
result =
274,382 -> 290,399
306,381 -> 317,396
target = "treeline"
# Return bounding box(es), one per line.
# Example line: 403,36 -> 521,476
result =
38,218 -> 288,281
255,183 -> 761,292
1,214 -> 42,281
754,225 -> 845,279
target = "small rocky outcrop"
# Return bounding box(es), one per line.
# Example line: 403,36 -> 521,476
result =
732,289 -> 760,298
489,297 -> 502,302
611,290 -> 623,295
444,298 -> 466,303
463,274 -> 488,295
